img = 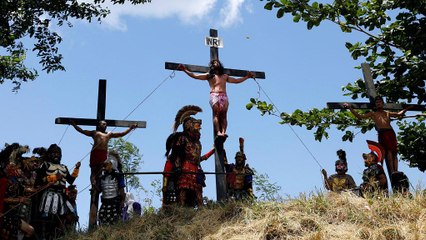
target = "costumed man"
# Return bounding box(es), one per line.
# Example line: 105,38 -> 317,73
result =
97,153 -> 126,226
0,143 -> 34,240
360,140 -> 388,196
70,120 -> 137,229
321,149 -> 356,192
35,144 -> 80,239
164,105 -> 215,208
224,137 -> 254,201
344,97 -> 411,188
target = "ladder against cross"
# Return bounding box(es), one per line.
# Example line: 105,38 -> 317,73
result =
327,63 -> 426,112
55,79 -> 147,128
165,29 -> 266,202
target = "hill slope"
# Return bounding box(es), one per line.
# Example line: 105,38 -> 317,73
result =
63,191 -> 426,240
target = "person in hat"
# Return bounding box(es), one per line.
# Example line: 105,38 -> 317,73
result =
321,154 -> 356,192
360,148 -> 388,195
164,105 -> 215,207
35,144 -> 81,239
224,137 -> 254,201
97,153 -> 126,226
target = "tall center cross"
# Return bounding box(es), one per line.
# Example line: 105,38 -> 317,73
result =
165,29 -> 266,201
327,63 -> 426,111
55,79 -> 147,128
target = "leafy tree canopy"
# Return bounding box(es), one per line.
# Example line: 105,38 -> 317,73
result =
249,0 -> 426,171
0,0 -> 150,91
109,137 -> 143,191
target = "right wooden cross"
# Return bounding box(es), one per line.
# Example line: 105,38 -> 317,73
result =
165,29 -> 266,202
327,63 -> 425,188
327,63 -> 426,111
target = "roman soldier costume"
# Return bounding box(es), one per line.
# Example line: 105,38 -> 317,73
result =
224,138 -> 254,201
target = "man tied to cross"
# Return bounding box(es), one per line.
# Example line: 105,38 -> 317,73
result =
178,59 -> 255,136
343,97 -> 411,180
71,120 -> 137,229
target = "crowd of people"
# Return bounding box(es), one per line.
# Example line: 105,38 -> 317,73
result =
0,142 -> 143,240
0,109 -> 255,239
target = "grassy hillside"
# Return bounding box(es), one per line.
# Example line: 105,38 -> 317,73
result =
62,191 -> 426,240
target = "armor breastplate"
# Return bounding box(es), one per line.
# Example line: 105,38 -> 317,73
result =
233,168 -> 245,190
101,175 -> 119,199
46,162 -> 68,187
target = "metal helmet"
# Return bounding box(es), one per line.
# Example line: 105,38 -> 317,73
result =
235,151 -> 246,160
47,144 -> 62,164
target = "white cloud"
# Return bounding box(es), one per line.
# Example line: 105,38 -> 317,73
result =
97,0 -> 248,31
219,0 -> 245,28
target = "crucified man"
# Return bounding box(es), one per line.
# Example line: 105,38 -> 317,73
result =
70,120 -> 137,229
178,59 -> 254,136
344,96 -> 411,177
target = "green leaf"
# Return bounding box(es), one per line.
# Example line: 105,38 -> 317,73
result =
307,21 -> 314,30
277,8 -> 285,18
246,102 -> 254,110
293,14 -> 301,22
264,2 -> 274,10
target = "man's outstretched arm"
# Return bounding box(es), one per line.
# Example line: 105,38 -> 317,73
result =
70,121 -> 93,137
178,64 -> 209,80
110,123 -> 138,138
343,103 -> 372,120
227,71 -> 254,84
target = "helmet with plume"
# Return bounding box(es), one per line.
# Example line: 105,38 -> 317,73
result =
173,105 -> 203,133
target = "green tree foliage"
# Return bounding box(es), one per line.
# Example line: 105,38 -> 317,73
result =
109,137 -> 143,191
251,0 -> 426,171
253,168 -> 282,201
0,0 -> 150,91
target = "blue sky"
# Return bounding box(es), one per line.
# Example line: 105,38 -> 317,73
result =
1,0 -> 424,229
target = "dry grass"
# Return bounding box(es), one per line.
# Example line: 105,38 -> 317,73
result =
61,191 -> 426,240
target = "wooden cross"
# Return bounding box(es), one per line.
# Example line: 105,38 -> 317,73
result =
165,29 -> 266,202
55,79 -> 146,230
327,63 -> 426,111
55,79 -> 147,128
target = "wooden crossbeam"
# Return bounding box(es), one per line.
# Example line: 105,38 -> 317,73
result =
165,62 -> 266,79
327,63 -> 425,112
55,79 -> 146,128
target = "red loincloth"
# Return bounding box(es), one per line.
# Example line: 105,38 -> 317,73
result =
378,129 -> 398,154
90,149 -> 108,176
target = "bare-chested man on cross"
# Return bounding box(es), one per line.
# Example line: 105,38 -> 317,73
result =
343,96 -> 410,178
71,120 -> 137,229
178,59 -> 254,136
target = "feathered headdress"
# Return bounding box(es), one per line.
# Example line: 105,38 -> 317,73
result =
173,105 -> 203,132
366,140 -> 385,163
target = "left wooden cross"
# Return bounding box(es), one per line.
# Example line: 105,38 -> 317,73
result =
55,79 -> 146,229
